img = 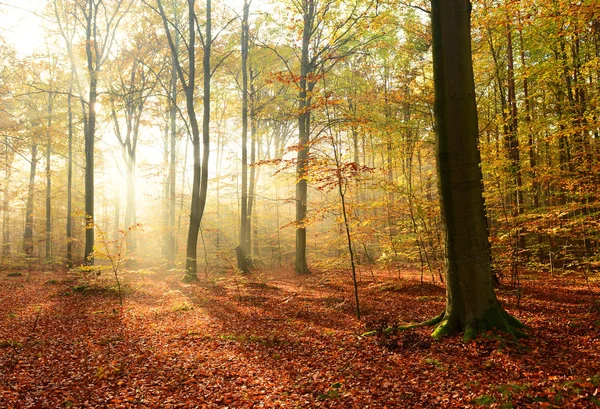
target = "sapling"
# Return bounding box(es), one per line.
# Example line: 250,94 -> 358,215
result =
94,222 -> 141,307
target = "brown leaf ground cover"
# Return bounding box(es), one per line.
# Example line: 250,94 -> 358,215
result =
1,268 -> 599,408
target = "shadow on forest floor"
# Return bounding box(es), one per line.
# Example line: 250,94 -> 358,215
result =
1,267 -> 599,408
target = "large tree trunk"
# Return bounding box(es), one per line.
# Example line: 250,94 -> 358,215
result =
430,0 -> 524,340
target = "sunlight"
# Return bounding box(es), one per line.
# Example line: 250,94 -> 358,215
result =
0,0 -> 47,56
1,0 -> 599,406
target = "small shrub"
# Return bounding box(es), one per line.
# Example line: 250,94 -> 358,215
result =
364,317 -> 432,351
473,395 -> 496,406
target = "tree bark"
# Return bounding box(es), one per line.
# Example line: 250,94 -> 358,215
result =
295,0 -> 315,275
45,93 -> 54,264
2,136 -> 13,260
238,0 -> 251,273
23,145 -> 38,258
157,0 -> 210,280
66,84 -> 73,268
430,0 -> 524,340
167,40 -> 178,268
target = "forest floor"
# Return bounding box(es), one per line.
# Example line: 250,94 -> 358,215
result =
1,266 -> 599,408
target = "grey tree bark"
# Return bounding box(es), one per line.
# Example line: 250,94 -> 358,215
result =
156,0 -> 211,281
23,145 -> 38,258
237,0 -> 251,273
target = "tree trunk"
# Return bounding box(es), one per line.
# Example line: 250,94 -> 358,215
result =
430,0 -> 524,340
84,76 -> 97,265
506,23 -> 523,218
237,0 -> 251,273
45,93 -> 53,264
295,0 -> 314,275
2,136 -> 13,260
124,161 -> 135,247
66,84 -> 73,268
197,0 -> 212,275
23,145 -> 38,258
248,94 -> 259,259
183,0 -> 211,280
167,45 -> 178,268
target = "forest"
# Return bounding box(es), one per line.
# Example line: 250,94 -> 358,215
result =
1,0 -> 599,407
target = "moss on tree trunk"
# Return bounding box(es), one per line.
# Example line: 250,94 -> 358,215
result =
429,0 -> 525,340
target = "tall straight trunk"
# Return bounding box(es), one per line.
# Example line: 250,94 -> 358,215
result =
45,93 -> 53,263
66,84 -> 73,268
54,0 -> 132,266
124,163 -> 135,242
24,145 -> 38,258
295,0 -> 315,275
177,0 -> 211,280
506,24 -> 523,217
238,0 -> 250,273
157,0 -> 205,279
84,45 -> 98,265
383,63 -> 394,189
167,47 -> 178,267
247,88 -> 258,257
430,0 -> 523,340
517,21 -> 538,209
2,136 -> 12,260
197,0 -> 212,273
162,118 -> 169,258
215,125 -> 222,256
113,182 -> 120,242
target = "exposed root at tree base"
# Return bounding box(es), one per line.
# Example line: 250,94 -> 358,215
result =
362,312 -> 444,337
364,308 -> 527,341
431,307 -> 528,341
181,274 -> 199,283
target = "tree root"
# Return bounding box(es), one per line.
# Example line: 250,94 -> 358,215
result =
363,307 -> 527,341
361,312 -> 444,337
432,306 -> 528,341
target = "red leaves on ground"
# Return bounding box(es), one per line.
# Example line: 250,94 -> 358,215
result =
0,269 -> 599,408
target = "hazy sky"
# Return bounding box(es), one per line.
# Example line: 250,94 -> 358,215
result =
0,0 -> 47,56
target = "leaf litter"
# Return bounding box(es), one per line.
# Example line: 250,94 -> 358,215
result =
0,269 -> 599,408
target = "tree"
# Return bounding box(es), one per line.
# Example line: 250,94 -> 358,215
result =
108,17 -> 159,254
275,0 -> 377,275
0,38 -> 18,261
237,0 -> 252,273
153,0 -> 213,281
53,0 -> 133,265
429,0 -> 524,339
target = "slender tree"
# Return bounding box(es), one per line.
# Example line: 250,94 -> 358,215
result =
237,0 -> 251,273
154,0 -> 212,280
23,143 -> 38,258
66,79 -> 74,268
109,27 -> 158,254
53,0 -> 133,265
285,0 -> 377,274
